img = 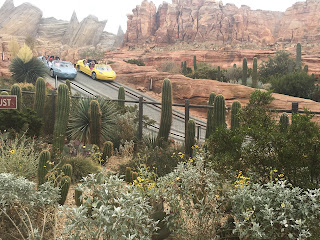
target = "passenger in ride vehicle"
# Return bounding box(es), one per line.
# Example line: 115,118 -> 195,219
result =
90,61 -> 95,70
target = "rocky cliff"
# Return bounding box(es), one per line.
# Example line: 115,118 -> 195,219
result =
124,0 -> 320,46
0,0 -> 121,49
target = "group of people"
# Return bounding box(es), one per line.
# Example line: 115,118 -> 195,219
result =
42,55 -> 60,67
83,59 -> 96,70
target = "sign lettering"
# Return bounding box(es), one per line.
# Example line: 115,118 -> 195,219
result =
0,95 -> 17,109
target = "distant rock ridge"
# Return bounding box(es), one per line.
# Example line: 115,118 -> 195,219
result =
0,0 -> 117,48
124,0 -> 320,45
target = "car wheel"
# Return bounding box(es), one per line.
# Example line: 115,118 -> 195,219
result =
92,72 -> 96,80
77,65 -> 81,72
50,69 -> 55,78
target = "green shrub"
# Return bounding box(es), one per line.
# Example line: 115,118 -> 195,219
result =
0,173 -> 59,240
64,155 -> 101,183
0,108 -> 42,137
187,62 -> 218,80
127,58 -> 145,66
62,173 -> 158,239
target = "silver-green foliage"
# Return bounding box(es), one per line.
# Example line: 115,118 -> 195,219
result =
62,173 -> 158,239
0,133 -> 39,180
232,180 -> 320,239
68,97 -> 117,144
0,173 -> 59,240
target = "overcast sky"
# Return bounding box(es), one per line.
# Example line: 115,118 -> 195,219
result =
0,0 -> 304,34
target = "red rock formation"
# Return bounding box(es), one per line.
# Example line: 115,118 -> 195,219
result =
124,0 -> 320,46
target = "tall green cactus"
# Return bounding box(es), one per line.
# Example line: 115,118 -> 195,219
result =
252,57 -> 258,88
118,86 -> 125,109
102,141 -> 113,162
193,56 -> 197,71
34,77 -> 46,119
279,113 -> 289,132
296,43 -> 302,71
217,66 -> 221,82
53,84 -> 70,158
157,79 -> 172,142
37,150 -> 51,187
59,176 -> 71,205
242,58 -> 247,86
75,189 -> 82,207
0,91 -> 8,95
304,65 -> 308,73
62,164 -> 73,178
125,167 -> 132,183
185,120 -> 195,156
213,94 -> 226,130
183,61 -> 187,75
89,100 -> 102,147
66,79 -> 72,95
231,101 -> 241,131
10,84 -> 22,111
206,92 -> 216,138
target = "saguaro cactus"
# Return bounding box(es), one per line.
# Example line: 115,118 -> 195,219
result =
242,58 -> 247,86
252,57 -> 258,88
89,100 -> 102,147
102,141 -> 113,162
118,86 -> 125,109
125,167 -> 132,183
157,79 -> 172,142
53,84 -> 70,158
185,120 -> 195,156
34,77 -> 46,118
10,84 -> 22,111
193,56 -> 197,71
62,164 -> 73,178
75,189 -> 83,207
279,113 -> 289,132
213,94 -> 226,130
59,176 -> 71,205
217,66 -> 221,82
66,79 -> 72,95
206,92 -> 216,138
231,101 -> 241,131
296,43 -> 302,71
37,150 -> 51,186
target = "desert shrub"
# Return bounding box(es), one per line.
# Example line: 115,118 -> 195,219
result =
63,155 -> 101,183
232,180 -> 320,239
187,62 -> 217,80
0,108 -> 42,137
161,61 -> 181,73
0,133 -> 41,180
271,72 -> 315,99
0,173 -> 59,240
259,51 -> 296,83
127,58 -> 145,66
62,173 -> 158,239
18,83 -> 35,109
311,85 -> 320,102
224,67 -> 242,83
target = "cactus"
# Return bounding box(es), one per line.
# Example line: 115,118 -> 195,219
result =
205,92 -> 216,138
132,172 -> 138,182
213,94 -> 226,130
53,84 -> 70,158
231,101 -> 241,131
217,66 -> 221,82
0,91 -> 8,95
157,79 -> 172,143
193,56 -> 197,71
10,84 -> 22,111
304,65 -> 308,73
58,176 -> 71,205
242,58 -> 247,86
252,57 -> 258,88
34,77 -> 46,119
75,189 -> 82,207
118,86 -> 125,109
185,120 -> 195,156
296,43 -> 302,71
279,113 -> 289,132
183,61 -> 187,75
66,79 -> 72,95
125,167 -> 132,183
62,164 -> 73,178
37,150 -> 51,186
102,141 -> 113,162
89,100 -> 102,147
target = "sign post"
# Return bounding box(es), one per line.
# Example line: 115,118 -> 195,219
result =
0,95 -> 17,109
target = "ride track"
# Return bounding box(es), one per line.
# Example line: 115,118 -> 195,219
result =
51,72 -> 208,143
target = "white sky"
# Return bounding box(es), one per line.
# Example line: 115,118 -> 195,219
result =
0,0 -> 305,34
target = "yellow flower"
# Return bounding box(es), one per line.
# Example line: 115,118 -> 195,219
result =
82,146 -> 86,149
281,203 -> 286,208
175,177 -> 180,181
8,150 -> 15,154
278,174 -> 284,178
137,177 -> 142,182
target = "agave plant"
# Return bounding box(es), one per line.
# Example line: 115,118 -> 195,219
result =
68,97 -> 118,144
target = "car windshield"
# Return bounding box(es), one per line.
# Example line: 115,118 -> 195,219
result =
54,62 -> 73,68
96,65 -> 112,71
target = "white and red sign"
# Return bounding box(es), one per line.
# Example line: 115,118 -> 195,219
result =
0,95 -> 17,109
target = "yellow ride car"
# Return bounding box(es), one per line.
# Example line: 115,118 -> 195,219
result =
76,59 -> 116,81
